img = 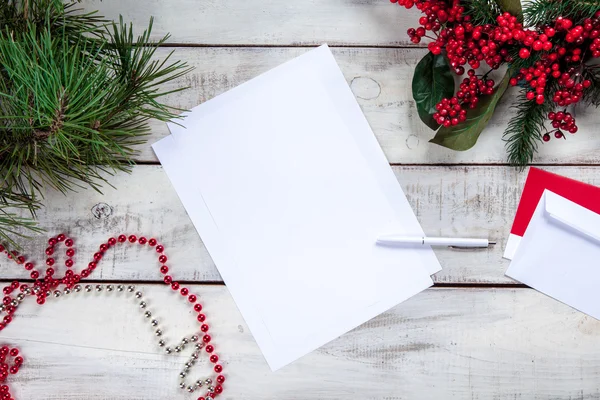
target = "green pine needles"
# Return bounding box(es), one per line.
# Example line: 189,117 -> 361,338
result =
503,91 -> 553,166
523,0 -> 600,26
461,0 -> 501,25
0,0 -> 191,248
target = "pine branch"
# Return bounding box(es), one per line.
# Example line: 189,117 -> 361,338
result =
0,189 -> 43,250
507,46 -> 543,74
0,2 -> 192,246
503,90 -> 553,168
581,64 -> 600,106
524,0 -> 600,26
461,0 -> 501,25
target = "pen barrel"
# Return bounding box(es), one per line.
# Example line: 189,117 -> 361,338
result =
423,237 -> 488,247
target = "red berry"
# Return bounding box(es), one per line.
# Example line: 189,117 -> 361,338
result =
543,133 -> 551,142
526,91 -> 535,100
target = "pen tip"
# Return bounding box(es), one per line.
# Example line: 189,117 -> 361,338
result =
489,241 -> 497,245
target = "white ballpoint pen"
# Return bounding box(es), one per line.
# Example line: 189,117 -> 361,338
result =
376,235 -> 496,248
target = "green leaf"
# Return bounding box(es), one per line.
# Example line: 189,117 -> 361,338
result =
412,52 -> 455,131
429,72 -> 511,151
497,0 -> 522,19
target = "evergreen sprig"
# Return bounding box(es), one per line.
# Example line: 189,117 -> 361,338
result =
581,64 -> 600,106
523,0 -> 600,26
0,0 -> 192,248
461,0 -> 501,25
503,90 -> 554,168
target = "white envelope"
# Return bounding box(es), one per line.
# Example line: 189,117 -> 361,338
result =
506,189 -> 600,319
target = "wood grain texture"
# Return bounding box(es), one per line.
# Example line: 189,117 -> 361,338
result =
5,165 -> 600,284
79,0 -> 423,46
5,285 -> 600,399
142,46 -> 600,164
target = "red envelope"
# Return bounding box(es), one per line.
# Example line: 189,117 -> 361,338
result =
504,167 -> 600,259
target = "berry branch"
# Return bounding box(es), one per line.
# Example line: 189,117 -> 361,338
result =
392,0 -> 600,166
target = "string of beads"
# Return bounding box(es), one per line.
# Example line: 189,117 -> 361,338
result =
0,233 -> 225,400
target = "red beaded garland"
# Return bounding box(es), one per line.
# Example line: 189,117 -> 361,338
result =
0,233 -> 225,398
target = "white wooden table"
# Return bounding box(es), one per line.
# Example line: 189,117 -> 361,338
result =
2,1 -> 600,398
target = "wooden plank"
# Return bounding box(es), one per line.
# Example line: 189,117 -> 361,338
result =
5,165 -> 600,284
4,285 -> 600,399
79,0 -> 423,46
141,47 -> 600,164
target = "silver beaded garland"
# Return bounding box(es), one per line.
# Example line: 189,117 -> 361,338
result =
25,266 -> 221,396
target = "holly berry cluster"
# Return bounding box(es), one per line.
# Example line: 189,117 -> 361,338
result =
544,110 -> 577,141
433,70 -> 493,127
395,0 -> 518,126
509,13 -> 600,140
392,0 -> 600,148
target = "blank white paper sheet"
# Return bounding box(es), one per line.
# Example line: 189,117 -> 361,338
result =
153,44 -> 441,371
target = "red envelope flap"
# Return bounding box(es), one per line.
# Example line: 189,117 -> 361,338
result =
512,167 -> 600,237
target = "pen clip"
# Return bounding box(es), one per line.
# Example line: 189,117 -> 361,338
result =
448,241 -> 496,250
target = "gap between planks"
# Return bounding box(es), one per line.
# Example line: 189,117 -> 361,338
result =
0,278 -> 528,289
